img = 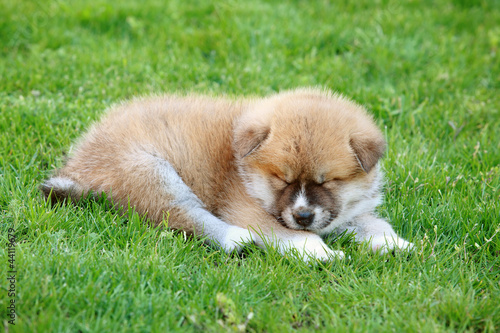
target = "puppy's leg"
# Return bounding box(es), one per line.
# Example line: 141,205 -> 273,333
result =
340,214 -> 413,253
147,157 -> 255,252
220,195 -> 345,261
268,229 -> 345,262
251,222 -> 346,262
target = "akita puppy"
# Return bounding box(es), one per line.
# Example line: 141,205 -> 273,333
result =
42,88 -> 413,261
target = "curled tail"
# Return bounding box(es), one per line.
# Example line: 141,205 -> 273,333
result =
41,176 -> 88,203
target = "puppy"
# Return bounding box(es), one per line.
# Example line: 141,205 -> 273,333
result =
42,88 -> 413,261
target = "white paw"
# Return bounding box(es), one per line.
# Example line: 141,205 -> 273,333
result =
284,236 -> 345,262
370,235 -> 414,254
220,226 -> 255,253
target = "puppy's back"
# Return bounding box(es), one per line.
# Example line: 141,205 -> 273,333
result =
42,95 -> 246,216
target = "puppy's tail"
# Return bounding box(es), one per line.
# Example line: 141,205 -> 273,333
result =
41,176 -> 88,204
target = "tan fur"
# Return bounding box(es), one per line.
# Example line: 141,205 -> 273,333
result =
43,88 -> 412,260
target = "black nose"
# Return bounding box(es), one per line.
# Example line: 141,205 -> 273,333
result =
293,210 -> 314,227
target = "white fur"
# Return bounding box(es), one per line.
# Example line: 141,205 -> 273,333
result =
156,158 -> 254,253
327,167 -> 413,254
369,235 -> 414,253
317,166 -> 384,235
277,233 -> 344,261
337,213 -> 414,254
281,208 -> 297,228
312,206 -> 330,226
222,226 -> 256,253
45,177 -> 77,192
243,171 -> 275,211
293,189 -> 308,209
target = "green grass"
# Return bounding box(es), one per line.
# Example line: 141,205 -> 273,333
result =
1,0 -> 499,331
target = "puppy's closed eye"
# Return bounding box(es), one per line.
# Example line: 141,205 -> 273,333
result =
316,176 -> 343,185
271,174 -> 290,187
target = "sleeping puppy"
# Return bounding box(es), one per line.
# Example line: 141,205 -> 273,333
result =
42,88 -> 413,261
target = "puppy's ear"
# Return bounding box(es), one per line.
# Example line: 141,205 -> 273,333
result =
349,131 -> 386,173
233,119 -> 270,158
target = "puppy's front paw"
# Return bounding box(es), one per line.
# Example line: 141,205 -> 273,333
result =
370,235 -> 414,254
287,236 -> 345,262
221,226 -> 255,253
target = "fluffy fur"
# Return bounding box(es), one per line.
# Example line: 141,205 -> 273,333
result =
42,88 -> 413,261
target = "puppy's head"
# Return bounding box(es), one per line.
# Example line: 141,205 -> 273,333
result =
234,88 -> 386,235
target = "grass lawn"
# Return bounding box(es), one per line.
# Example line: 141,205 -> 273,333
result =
1,0 -> 499,331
